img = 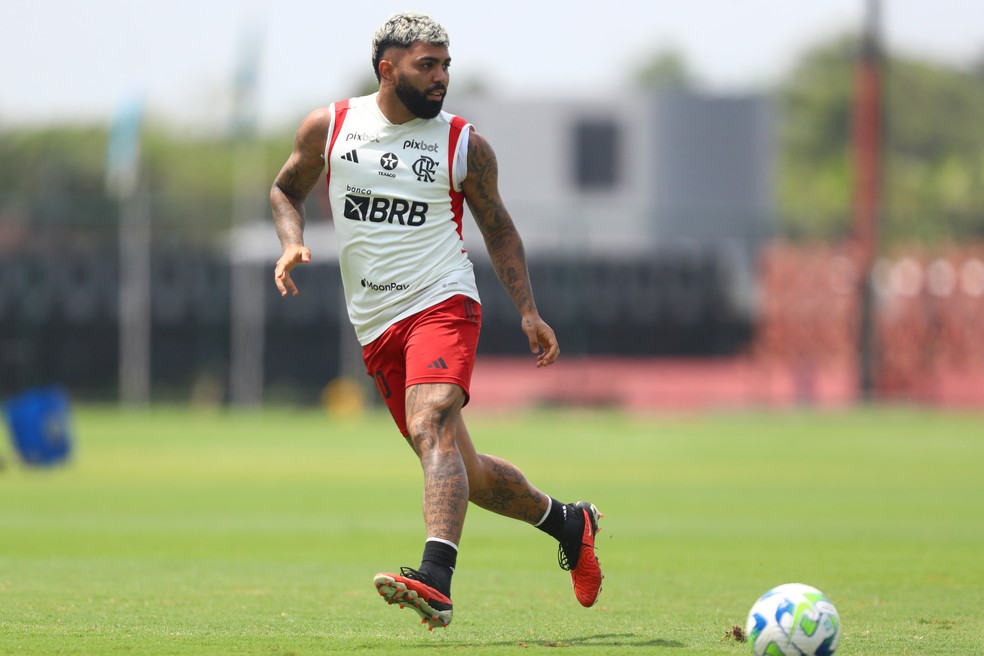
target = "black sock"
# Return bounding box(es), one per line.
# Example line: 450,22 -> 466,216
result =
418,539 -> 457,597
535,497 -> 576,543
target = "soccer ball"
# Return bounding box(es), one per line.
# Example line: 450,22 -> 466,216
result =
745,583 -> 841,656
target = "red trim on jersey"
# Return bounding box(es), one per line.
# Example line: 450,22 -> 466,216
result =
448,116 -> 469,244
325,99 -> 351,189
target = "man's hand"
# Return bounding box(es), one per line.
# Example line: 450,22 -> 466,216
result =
522,314 -> 560,368
274,244 -> 312,297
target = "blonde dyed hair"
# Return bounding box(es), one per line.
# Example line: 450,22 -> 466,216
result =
371,12 -> 449,81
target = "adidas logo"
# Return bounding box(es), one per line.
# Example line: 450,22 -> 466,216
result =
341,150 -> 359,163
427,357 -> 448,369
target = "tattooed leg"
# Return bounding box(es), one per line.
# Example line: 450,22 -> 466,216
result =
451,415 -> 550,525
406,383 -> 470,545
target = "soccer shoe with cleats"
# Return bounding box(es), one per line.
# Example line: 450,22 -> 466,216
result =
373,567 -> 453,630
558,501 -> 604,607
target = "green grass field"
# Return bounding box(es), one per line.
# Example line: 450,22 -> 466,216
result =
1,405 -> 982,655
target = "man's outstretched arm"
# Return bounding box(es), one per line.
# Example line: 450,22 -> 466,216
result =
270,107 -> 331,296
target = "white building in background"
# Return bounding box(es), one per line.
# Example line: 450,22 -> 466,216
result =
448,90 -> 775,260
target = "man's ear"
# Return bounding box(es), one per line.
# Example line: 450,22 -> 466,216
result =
378,56 -> 397,85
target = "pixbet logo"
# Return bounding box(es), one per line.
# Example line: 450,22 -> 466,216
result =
345,131 -> 381,143
403,139 -> 439,153
343,194 -> 428,226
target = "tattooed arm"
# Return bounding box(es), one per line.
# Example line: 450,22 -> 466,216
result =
461,130 -> 560,367
270,107 -> 331,296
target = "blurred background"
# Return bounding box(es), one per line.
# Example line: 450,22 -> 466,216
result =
2,0 -> 984,418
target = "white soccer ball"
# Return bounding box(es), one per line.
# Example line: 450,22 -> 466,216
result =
745,583 -> 841,656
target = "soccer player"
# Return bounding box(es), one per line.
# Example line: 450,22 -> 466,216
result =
270,11 -> 603,629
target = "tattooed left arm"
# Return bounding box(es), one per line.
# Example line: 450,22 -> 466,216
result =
461,130 -> 560,367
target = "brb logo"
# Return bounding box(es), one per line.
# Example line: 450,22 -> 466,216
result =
344,194 -> 428,226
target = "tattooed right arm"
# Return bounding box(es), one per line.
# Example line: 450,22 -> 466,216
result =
270,107 -> 331,248
270,108 -> 330,296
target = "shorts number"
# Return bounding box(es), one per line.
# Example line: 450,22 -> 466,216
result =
374,370 -> 392,400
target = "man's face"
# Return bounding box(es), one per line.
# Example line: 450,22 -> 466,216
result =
392,42 -> 450,119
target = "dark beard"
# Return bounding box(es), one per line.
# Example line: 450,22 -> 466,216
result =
395,78 -> 445,119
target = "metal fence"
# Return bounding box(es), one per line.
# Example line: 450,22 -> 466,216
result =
0,220 -> 753,403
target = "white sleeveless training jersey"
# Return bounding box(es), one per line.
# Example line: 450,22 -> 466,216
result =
324,93 -> 480,345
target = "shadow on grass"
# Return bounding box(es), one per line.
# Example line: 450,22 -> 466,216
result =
415,633 -> 686,649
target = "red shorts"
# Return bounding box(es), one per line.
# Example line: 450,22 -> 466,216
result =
362,295 -> 482,437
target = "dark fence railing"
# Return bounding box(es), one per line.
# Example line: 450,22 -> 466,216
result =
0,236 -> 753,402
